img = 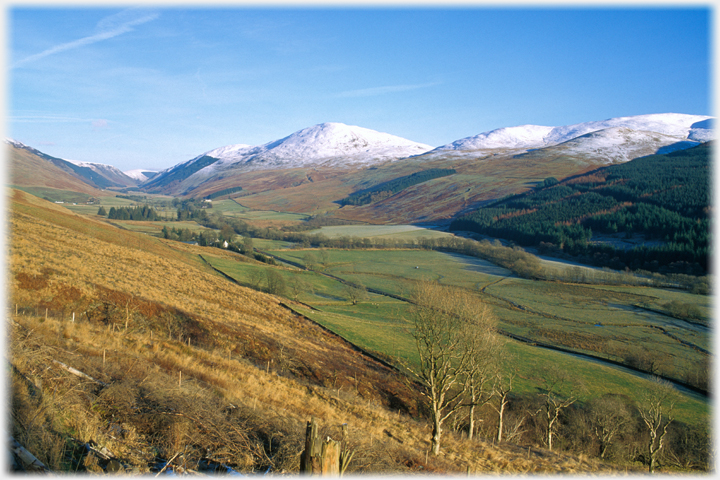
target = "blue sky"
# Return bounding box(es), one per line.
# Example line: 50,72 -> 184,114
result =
7,6 -> 712,171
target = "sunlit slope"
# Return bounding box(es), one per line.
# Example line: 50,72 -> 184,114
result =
218,150 -> 603,225
8,144 -> 105,196
8,188 -> 626,473
9,188 -> 400,398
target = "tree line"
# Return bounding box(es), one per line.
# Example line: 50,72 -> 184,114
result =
99,205 -> 162,221
449,143 -> 711,275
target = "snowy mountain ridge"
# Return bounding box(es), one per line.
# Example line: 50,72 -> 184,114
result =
195,122 -> 434,174
64,157 -> 133,180
429,113 -> 712,155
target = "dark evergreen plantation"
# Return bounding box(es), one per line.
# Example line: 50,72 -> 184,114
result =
450,143 -> 711,274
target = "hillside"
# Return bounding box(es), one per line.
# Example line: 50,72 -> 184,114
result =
8,188 -> 623,474
450,143 -> 711,274
7,140 -> 137,190
8,142 -> 106,199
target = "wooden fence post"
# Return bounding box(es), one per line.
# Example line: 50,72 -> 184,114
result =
300,418 -> 344,475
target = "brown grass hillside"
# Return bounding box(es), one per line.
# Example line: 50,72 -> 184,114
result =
8,188 -> 625,474
189,152 -> 601,225
8,145 -> 105,196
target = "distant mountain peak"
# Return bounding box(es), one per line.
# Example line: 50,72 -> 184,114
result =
199,122 -> 433,172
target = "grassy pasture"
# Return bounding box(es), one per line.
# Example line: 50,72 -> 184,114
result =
212,199 -> 310,223
10,186 -> 101,204
202,254 -> 355,305
305,224 -> 452,240
106,220 -> 207,236
485,278 -> 710,376
292,302 -> 416,365
289,301 -> 708,427
260,244 -> 710,423
212,198 -> 251,215
268,248 -> 512,294
252,238 -> 297,250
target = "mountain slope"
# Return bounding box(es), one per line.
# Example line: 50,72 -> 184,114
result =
7,139 -> 138,189
8,141 -> 105,197
143,123 -> 433,194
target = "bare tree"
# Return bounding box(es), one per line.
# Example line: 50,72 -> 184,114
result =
536,368 -> 583,451
265,270 -> 286,296
289,276 -> 312,302
588,394 -> 633,459
490,371 -> 516,443
318,249 -> 330,267
401,282 -> 496,455
248,268 -> 264,290
463,330 -> 502,440
303,253 -> 319,271
638,378 -> 677,473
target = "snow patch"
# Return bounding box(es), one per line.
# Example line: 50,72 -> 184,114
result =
124,169 -> 157,182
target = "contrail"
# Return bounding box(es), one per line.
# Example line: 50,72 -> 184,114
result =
11,9 -> 159,69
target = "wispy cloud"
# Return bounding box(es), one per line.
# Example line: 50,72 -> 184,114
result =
9,115 -> 93,123
335,82 -> 440,98
11,8 -> 159,69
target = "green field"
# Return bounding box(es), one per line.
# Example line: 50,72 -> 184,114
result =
63,200 -> 711,429
305,224 -> 453,240
213,199 -> 309,222
10,186 -> 98,204
64,195 -> 175,217
286,298 -> 707,426
268,248 -> 512,295
269,248 -> 710,385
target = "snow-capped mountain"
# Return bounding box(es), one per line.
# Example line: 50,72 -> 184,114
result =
204,122 -> 433,170
425,113 -> 713,161
688,119 -> 713,142
143,123 -> 433,191
64,158 -> 137,185
439,125 -> 555,151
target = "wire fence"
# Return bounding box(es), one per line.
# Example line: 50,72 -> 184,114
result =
10,304 -> 79,322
